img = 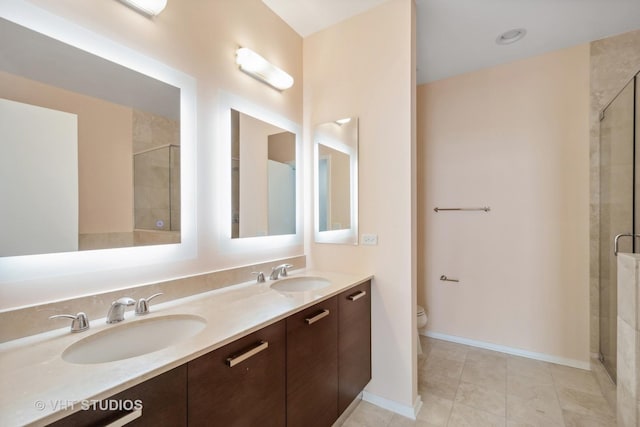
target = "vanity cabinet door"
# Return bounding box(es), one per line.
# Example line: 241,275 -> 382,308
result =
338,280 -> 372,414
286,297 -> 338,427
187,319 -> 286,427
48,365 -> 187,427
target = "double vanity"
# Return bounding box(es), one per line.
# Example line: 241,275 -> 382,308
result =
0,270 -> 372,426
0,4 -> 370,426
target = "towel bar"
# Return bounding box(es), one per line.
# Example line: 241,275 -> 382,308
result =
434,207 -> 490,212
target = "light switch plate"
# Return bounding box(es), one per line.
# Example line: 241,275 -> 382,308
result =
361,234 -> 378,245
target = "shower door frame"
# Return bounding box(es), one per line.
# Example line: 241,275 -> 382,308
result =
598,71 -> 639,383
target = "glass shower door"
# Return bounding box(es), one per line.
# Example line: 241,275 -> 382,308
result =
599,75 -> 637,382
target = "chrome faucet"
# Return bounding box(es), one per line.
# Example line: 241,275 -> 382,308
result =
269,264 -> 293,280
106,297 -> 135,324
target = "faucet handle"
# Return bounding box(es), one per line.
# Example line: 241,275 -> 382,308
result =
49,312 -> 89,333
279,264 -> 293,277
252,272 -> 266,283
135,293 -> 163,316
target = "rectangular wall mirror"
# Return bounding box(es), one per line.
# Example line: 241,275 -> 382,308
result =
231,109 -> 296,238
314,118 -> 358,245
0,17 -> 183,257
0,0 -> 197,284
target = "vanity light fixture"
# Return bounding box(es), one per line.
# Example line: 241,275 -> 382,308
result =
335,118 -> 352,125
119,0 -> 167,16
496,28 -> 526,45
236,47 -> 294,91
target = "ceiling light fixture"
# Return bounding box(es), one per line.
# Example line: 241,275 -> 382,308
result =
235,47 -> 294,91
335,118 -> 352,125
496,28 -> 527,45
119,0 -> 167,16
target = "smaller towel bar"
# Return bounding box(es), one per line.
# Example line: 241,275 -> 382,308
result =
434,207 -> 490,212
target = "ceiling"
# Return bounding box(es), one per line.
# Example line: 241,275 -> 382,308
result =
262,0 -> 640,85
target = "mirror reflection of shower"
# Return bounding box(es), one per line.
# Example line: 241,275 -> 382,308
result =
133,144 -> 181,244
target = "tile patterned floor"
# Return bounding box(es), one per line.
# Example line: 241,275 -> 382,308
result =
341,337 -> 616,427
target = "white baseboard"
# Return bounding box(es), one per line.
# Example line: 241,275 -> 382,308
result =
362,391 -> 422,420
422,331 -> 591,370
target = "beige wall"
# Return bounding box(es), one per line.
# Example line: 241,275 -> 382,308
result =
238,113 -> 285,237
268,131 -> 295,164
0,70 -> 133,234
305,0 -> 417,412
1,0 -> 302,307
417,44 -> 591,364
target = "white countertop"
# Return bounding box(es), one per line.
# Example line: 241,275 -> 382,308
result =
0,270 -> 372,427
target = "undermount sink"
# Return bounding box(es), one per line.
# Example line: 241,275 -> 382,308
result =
270,276 -> 331,292
62,314 -> 207,364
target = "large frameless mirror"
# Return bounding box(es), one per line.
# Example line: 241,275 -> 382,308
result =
0,16 -> 183,257
314,118 -> 358,245
0,1 -> 196,282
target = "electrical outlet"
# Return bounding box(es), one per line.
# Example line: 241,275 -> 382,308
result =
361,233 -> 378,245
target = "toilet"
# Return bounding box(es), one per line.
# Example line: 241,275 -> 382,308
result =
417,305 -> 427,329
417,305 -> 428,356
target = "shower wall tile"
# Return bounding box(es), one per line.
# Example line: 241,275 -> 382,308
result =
133,109 -> 180,232
133,230 -> 180,246
618,380 -> 637,427
617,317 -> 636,392
589,29 -> 640,354
132,109 -> 179,153
618,254 -> 637,328
616,253 -> 640,426
79,232 -> 135,250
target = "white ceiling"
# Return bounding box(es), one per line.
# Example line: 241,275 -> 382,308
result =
262,0 -> 390,37
262,0 -> 640,85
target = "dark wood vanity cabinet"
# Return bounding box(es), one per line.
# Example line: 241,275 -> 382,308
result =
286,297 -> 339,427
187,320 -> 286,427
338,280 -> 372,414
50,281 -> 371,427
48,365 -> 187,427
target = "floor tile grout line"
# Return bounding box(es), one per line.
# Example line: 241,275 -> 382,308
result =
549,365 -> 569,427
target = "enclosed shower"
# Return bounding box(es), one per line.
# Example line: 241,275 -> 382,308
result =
133,144 -> 181,233
599,71 -> 640,382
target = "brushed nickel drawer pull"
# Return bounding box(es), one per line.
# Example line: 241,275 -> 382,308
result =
305,309 -> 330,325
348,290 -> 366,301
104,408 -> 142,427
226,341 -> 269,367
